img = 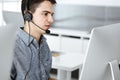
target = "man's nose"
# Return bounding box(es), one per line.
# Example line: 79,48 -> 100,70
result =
48,15 -> 54,23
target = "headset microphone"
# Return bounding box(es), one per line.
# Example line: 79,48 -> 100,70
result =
45,29 -> 50,34
31,21 -> 50,34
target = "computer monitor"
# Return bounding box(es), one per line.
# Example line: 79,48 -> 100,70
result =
0,24 -> 17,80
79,23 -> 120,80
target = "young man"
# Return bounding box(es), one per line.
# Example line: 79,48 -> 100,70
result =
10,0 -> 56,80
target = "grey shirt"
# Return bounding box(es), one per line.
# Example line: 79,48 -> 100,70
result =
10,27 -> 52,80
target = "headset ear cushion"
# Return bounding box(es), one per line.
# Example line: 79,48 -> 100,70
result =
24,12 -> 33,21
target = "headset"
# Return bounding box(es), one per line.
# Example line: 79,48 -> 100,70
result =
24,0 -> 50,34
24,0 -> 33,22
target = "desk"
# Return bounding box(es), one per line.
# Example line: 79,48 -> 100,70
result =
52,53 -> 84,80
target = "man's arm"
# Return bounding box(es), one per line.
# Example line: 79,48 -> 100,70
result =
10,61 -> 17,80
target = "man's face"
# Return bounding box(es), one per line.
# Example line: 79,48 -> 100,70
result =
32,1 -> 54,31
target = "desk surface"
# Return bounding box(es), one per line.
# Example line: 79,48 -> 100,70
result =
52,53 -> 85,71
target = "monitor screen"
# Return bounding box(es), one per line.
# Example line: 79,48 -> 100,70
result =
80,23 -> 120,80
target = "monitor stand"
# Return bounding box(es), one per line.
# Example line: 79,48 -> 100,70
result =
109,60 -> 120,80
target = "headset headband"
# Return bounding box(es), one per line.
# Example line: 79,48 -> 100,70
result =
24,0 -> 32,21
25,0 -> 29,11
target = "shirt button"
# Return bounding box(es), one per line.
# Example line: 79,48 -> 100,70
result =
42,75 -> 45,78
37,48 -> 39,50
40,61 -> 41,63
45,63 -> 47,66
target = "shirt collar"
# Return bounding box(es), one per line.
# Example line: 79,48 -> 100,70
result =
17,27 -> 47,46
17,27 -> 34,46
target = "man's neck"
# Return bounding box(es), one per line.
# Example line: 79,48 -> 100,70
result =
24,21 -> 42,43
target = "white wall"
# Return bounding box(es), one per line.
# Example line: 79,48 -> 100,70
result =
56,0 -> 120,6
0,3 -> 5,26
3,1 -> 21,12
0,1 -> 21,26
0,3 -> 2,26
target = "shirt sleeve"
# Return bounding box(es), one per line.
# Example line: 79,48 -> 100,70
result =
10,61 -> 17,80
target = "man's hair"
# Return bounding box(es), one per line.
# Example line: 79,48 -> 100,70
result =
21,0 -> 56,20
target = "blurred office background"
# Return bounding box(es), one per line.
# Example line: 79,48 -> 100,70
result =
1,0 -> 120,32
0,0 -> 120,80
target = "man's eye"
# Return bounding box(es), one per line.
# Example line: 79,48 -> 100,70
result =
51,13 -> 54,16
44,13 -> 48,16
